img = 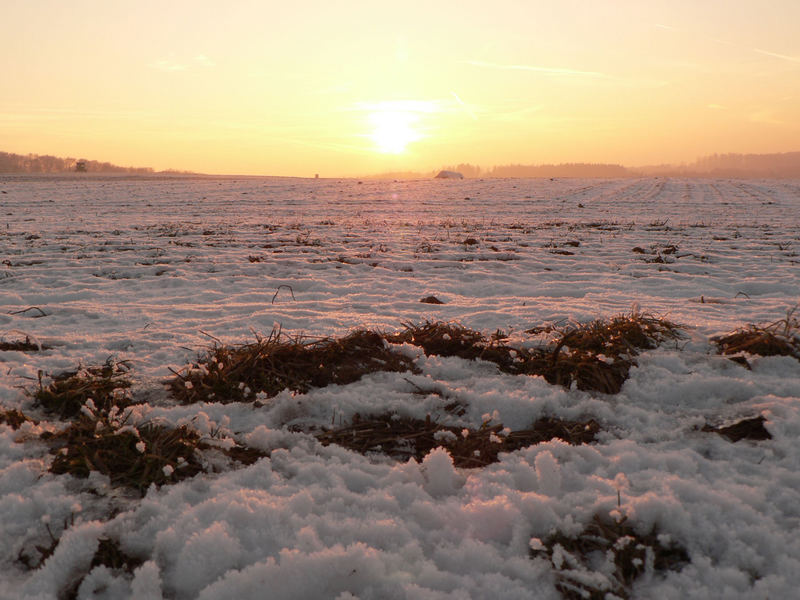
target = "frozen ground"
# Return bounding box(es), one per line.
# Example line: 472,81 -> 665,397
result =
1,175 -> 799,599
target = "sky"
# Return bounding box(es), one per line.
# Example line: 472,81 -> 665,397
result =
2,0 -> 799,177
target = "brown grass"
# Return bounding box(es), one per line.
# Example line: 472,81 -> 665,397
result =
712,306 -> 800,360
0,335 -> 50,352
168,328 -> 418,405
44,410 -> 269,495
47,415 -> 205,495
555,312 -> 684,358
531,514 -> 690,599
31,359 -> 133,420
0,408 -> 35,430
316,414 -> 600,468
388,313 -> 682,395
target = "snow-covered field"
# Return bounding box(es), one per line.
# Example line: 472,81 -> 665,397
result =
1,175 -> 799,599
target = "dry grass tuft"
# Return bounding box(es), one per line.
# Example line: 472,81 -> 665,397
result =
316,414 -> 600,468
712,308 -> 800,361
1,408 -> 35,430
31,359 -> 134,420
388,313 -> 682,395
386,321 -> 518,371
556,312 -> 684,358
47,414 -> 205,495
169,328 -> 417,405
44,408 -> 269,495
702,416 -> 772,442
519,352 -> 633,395
531,514 -> 690,599
0,335 -> 50,352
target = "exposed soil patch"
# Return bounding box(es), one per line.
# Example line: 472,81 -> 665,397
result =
168,329 -> 418,404
315,414 -> 600,468
530,514 -> 690,599
62,537 -> 145,600
702,416 -> 772,442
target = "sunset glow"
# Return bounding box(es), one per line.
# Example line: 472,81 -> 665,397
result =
3,0 -> 799,176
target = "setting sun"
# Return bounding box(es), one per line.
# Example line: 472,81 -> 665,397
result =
369,110 -> 420,154
364,100 -> 438,154
2,0 -> 798,176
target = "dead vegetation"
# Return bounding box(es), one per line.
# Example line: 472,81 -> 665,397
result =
60,537 -> 145,600
0,334 -> 49,352
316,414 -> 600,467
530,514 -> 690,599
168,328 -> 418,405
30,359 -> 134,420
712,307 -> 800,361
45,414 -> 206,495
702,416 -> 772,442
43,410 -> 268,496
554,312 -> 684,359
388,312 -> 683,394
0,408 -> 34,430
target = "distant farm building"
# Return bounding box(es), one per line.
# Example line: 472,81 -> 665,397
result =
75,160 -> 87,172
434,170 -> 464,179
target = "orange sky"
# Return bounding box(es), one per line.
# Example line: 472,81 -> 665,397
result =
3,0 -> 799,177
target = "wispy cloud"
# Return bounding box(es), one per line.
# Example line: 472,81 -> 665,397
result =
194,54 -> 215,68
151,56 -> 187,72
450,92 -> 477,120
466,60 -> 608,78
753,48 -> 800,64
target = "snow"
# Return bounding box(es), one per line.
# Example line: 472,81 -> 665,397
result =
1,175 -> 799,598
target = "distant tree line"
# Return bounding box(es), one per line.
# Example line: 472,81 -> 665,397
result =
0,151 -> 154,174
438,153 -> 800,179
437,162 -> 632,178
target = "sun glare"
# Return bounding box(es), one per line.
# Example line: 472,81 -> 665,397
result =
363,100 -> 437,154
369,110 -> 421,153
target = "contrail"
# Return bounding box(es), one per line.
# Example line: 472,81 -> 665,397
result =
451,92 -> 477,120
753,48 -> 800,63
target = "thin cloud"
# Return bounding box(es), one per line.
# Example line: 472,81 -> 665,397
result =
450,92 -> 477,120
466,60 -> 608,79
753,48 -> 800,64
194,54 -> 215,68
151,57 -> 187,72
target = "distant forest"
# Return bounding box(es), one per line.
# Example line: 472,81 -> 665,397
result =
0,151 -> 159,174
436,152 -> 800,179
4,149 -> 800,179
